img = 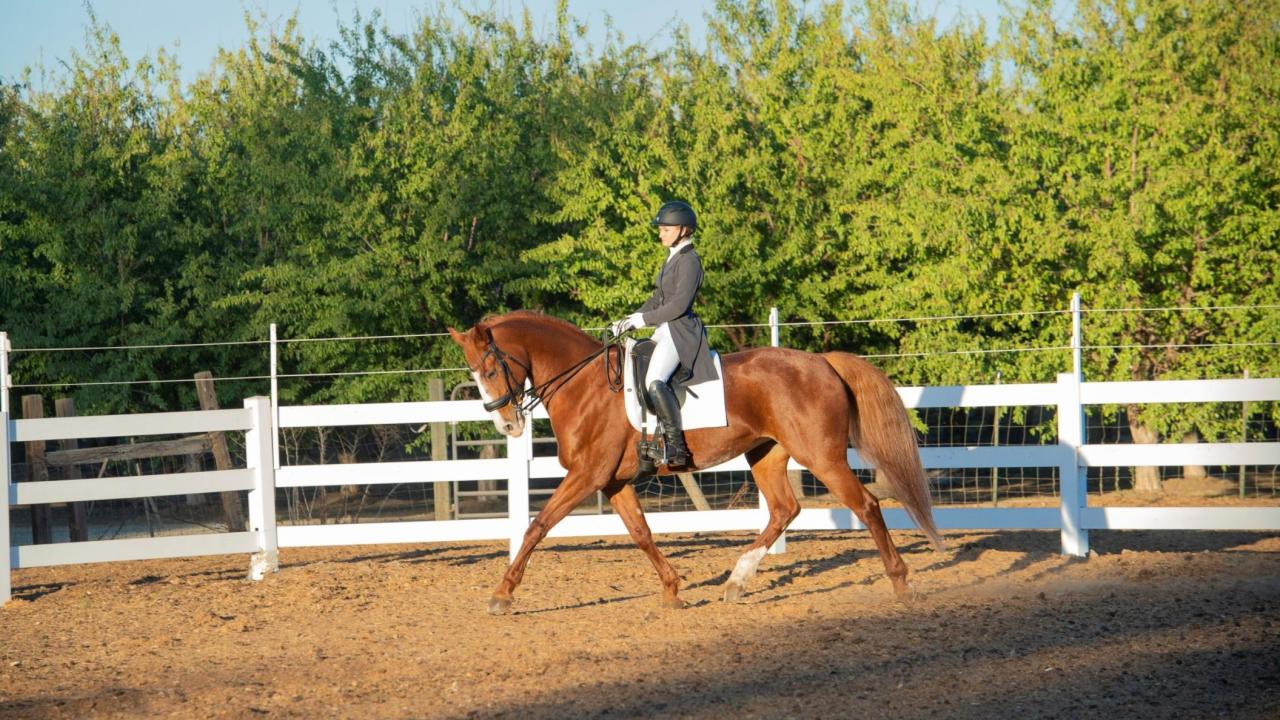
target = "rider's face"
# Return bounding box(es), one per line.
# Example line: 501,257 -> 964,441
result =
658,225 -> 684,247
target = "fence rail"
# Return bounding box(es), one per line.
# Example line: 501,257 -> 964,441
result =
2,397 -> 278,601
4,373 -> 1279,604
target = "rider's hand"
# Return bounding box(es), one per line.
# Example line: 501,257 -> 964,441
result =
626,313 -> 646,330
610,318 -> 632,335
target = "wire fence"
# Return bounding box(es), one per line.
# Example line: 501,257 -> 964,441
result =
4,302 -> 1277,391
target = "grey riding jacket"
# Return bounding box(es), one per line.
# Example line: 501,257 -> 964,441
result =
637,243 -> 719,386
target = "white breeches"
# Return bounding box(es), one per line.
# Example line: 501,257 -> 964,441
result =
645,323 -> 680,387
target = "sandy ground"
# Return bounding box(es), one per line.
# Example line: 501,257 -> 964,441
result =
2,526 -> 1278,719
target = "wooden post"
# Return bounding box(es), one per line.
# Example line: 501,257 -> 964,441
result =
1240,368 -> 1249,499
677,473 -> 712,512
992,372 -> 1002,507
54,398 -> 90,542
21,395 -> 52,544
195,372 -> 247,532
477,444 -> 499,509
787,469 -> 805,501
183,453 -> 205,505
429,378 -> 450,520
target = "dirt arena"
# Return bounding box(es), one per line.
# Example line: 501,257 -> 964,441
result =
2,527 -> 1278,719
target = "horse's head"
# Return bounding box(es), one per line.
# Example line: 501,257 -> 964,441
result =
448,323 -> 530,437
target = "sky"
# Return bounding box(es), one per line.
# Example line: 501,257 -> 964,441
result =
0,0 -> 1018,86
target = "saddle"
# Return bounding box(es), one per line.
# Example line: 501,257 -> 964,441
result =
628,339 -> 690,413
622,339 -> 727,472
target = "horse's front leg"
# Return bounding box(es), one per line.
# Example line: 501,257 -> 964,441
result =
489,468 -> 607,615
605,483 -> 685,608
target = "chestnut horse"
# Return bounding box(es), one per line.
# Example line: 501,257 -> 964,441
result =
448,311 -> 943,614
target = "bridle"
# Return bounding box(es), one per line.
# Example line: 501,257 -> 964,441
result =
475,337 -> 534,413
472,330 -> 627,415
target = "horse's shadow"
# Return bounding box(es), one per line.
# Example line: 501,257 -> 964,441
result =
515,594 -> 717,615
275,544 -> 503,571
671,532 -> 1088,604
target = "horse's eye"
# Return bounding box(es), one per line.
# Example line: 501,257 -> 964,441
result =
485,370 -> 497,379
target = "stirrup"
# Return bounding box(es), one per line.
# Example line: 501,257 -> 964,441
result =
636,438 -> 658,475
637,434 -> 688,471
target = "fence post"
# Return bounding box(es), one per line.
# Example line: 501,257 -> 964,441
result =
764,307 -> 786,554
1,334 -> 10,604
1062,293 -> 1089,556
1057,365 -> 1089,556
270,323 -> 280,470
1071,292 -> 1083,378
1,331 -> 10,416
2,407 -> 11,605
507,423 -> 532,562
245,396 -> 279,580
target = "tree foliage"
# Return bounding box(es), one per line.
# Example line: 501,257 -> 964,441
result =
0,0 -> 1275,448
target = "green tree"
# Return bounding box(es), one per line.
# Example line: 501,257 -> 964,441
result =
1006,0 -> 1280,489
0,21 -> 197,413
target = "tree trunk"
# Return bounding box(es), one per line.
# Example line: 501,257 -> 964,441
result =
1181,430 -> 1207,480
1127,406 -> 1162,494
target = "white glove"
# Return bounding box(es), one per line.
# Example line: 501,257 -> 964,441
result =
610,313 -> 648,336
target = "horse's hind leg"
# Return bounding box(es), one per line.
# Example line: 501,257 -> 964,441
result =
808,458 -> 912,598
722,442 -> 800,603
605,483 -> 685,608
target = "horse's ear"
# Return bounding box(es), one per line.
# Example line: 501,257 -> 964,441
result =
447,327 -> 467,345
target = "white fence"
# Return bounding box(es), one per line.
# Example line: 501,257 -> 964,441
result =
4,374 -> 1280,604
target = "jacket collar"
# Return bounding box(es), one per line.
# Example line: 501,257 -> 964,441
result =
666,240 -> 695,261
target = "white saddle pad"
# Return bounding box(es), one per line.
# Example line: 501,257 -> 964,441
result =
623,338 -> 728,433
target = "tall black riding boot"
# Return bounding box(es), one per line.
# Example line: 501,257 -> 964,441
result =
647,380 -> 690,467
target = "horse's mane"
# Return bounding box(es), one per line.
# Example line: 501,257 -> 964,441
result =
478,310 -> 598,345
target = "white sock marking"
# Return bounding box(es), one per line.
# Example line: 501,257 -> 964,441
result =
728,546 -> 767,587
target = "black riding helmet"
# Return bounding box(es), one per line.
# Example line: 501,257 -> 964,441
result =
651,200 -> 697,230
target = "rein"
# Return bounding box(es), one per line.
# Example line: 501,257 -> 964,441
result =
478,331 -> 628,415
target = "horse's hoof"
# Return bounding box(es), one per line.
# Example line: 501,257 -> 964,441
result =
722,582 -> 744,604
893,582 -> 922,603
660,595 -> 687,610
488,596 -> 513,615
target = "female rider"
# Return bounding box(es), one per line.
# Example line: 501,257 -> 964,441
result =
611,200 -> 719,466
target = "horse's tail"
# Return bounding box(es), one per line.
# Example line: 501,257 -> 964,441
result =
822,352 -> 945,551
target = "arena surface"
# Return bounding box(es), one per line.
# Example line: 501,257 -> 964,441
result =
2,529 -> 1278,719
